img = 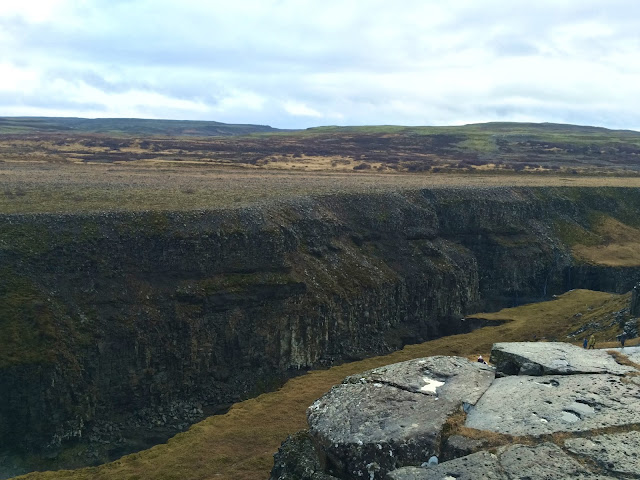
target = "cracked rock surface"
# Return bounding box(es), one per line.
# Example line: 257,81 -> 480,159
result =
565,431 -> 640,477
465,373 -> 640,435
307,357 -> 494,480
389,443 -> 619,480
271,342 -> 640,480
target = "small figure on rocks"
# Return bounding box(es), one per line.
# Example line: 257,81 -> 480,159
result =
477,355 -> 487,364
617,333 -> 627,348
588,334 -> 596,349
582,337 -> 588,349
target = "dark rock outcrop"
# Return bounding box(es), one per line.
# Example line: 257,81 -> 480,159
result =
3,187 -> 640,471
270,431 -> 338,480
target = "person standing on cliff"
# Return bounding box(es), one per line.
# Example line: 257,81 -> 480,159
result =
583,337 -> 588,349
618,333 -> 627,348
588,334 -> 596,349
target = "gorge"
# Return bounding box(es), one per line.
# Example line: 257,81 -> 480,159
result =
2,185 -> 640,476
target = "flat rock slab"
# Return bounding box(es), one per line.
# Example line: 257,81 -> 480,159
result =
491,342 -> 636,376
565,431 -> 640,477
619,346 -> 640,365
389,443 -> 618,480
343,356 -> 495,405
307,357 -> 494,480
389,450 -> 504,480
465,373 -> 640,435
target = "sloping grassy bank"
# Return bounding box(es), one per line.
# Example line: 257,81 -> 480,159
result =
14,289 -> 636,480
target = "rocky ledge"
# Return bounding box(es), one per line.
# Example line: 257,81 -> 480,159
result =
270,342 -> 640,480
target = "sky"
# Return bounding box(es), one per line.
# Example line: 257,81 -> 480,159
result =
1,0 -> 640,129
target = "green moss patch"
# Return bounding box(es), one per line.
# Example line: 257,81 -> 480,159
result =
0,269 -> 60,368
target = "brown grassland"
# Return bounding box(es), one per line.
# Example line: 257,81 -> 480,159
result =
3,160 -> 640,215
15,289 -> 638,480
3,124 -> 640,215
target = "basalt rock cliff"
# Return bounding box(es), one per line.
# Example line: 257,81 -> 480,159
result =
1,186 -> 640,474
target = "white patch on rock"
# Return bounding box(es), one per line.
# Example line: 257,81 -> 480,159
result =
420,377 -> 445,393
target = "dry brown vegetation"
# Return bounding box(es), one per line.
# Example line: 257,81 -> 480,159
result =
15,289 -> 638,480
3,125 -> 640,215
572,216 -> 640,266
3,160 -> 640,215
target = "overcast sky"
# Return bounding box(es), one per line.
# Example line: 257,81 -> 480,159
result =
1,0 -> 639,129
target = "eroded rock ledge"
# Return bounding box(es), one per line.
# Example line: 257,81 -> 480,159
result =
271,342 -> 640,480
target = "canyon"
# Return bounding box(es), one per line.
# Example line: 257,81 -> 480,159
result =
2,185 -> 640,476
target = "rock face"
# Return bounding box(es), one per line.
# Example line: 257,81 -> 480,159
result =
307,357 -> 494,479
272,342 -> 640,480
3,187 -> 640,470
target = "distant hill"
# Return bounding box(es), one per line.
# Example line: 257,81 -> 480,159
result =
0,117 -> 286,136
305,121 -> 640,136
2,118 -> 640,174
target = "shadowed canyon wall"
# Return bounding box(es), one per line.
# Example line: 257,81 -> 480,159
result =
1,186 -> 640,471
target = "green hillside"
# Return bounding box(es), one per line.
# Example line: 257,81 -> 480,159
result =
0,117 -> 283,137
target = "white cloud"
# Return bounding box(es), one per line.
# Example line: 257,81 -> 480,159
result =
283,101 -> 323,118
0,1 -> 639,129
0,0 -> 67,23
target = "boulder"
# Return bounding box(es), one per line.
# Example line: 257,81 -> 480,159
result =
389,443 -> 618,479
270,430 -> 339,480
565,431 -> 640,477
490,342 -> 635,376
465,374 -> 640,435
307,357 -> 494,480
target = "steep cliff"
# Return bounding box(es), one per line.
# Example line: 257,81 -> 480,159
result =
1,186 -> 640,471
